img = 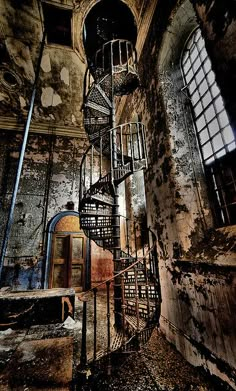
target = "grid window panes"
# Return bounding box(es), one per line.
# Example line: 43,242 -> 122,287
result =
182,28 -> 236,226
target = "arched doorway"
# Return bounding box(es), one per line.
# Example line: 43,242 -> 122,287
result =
44,212 -> 87,291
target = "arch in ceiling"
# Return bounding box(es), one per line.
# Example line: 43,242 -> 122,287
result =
73,0 -> 139,63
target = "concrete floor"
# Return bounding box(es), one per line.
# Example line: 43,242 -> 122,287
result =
0,291 -> 115,390
0,291 -> 231,390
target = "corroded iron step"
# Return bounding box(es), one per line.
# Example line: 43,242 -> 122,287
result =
125,314 -> 146,330
111,331 -> 123,350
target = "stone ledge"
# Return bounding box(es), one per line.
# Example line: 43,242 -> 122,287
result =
0,288 -> 75,329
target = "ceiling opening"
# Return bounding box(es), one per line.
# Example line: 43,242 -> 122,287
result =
83,0 -> 137,64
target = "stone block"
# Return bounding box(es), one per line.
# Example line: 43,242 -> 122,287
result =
0,288 -> 75,329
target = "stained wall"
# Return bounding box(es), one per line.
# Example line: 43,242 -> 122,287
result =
117,0 -> 236,387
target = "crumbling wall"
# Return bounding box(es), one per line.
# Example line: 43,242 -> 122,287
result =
0,0 -> 85,132
161,259 -> 236,389
117,0 -> 236,387
0,0 -> 115,289
0,130 -> 113,289
0,131 -> 86,289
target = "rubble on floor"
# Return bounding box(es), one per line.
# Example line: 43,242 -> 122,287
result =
0,292 -> 233,390
87,328 -> 233,391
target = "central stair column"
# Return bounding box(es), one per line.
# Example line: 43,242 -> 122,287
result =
111,57 -> 122,328
111,71 -> 122,329
113,188 -> 122,328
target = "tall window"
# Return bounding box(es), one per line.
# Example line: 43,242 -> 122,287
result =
182,28 -> 236,227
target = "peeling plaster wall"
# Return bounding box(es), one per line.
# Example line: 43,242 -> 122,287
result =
161,260 -> 236,389
117,0 -> 236,387
0,0 -> 115,288
0,0 -> 85,132
0,130 -> 113,289
0,131 -> 86,289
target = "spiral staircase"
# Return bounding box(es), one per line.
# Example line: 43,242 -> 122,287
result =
78,39 -> 161,376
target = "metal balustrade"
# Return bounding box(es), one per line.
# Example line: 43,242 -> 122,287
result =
78,37 -> 161,378
79,228 -> 160,365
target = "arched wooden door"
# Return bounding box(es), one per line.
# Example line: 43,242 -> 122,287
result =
49,215 -> 86,291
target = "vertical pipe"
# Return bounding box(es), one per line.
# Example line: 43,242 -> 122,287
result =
119,40 -> 122,66
141,124 -> 147,161
110,129 -> 114,182
134,265 -> 140,332
134,222 -> 138,261
84,155 -> 87,193
129,123 -> 134,171
110,39 -> 121,329
133,222 -> 140,332
144,257 -> 150,321
93,287 -> 97,361
90,146 -> 94,188
120,125 -> 124,166
137,124 -> 142,160
80,233 -> 91,367
126,217 -> 130,256
106,281 -> 112,375
106,281 -> 111,351
0,30 -> 46,280
80,301 -> 87,366
100,135 -> 103,178
121,266 -> 126,343
79,159 -> 84,203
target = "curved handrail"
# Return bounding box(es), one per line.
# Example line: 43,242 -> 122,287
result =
79,121 -> 147,201
79,240 -> 156,298
95,39 -> 137,64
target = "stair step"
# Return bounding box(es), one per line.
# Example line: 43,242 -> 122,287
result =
111,331 -> 123,350
95,84 -> 112,107
125,314 -> 146,330
80,212 -> 113,217
88,195 -> 114,206
90,235 -> 113,240
126,298 -> 156,305
124,281 -> 155,286
84,100 -> 110,115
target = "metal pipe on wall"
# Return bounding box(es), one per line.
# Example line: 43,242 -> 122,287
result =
0,30 -> 46,281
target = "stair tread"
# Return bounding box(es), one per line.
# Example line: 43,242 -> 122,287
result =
125,314 -> 146,330
126,298 -> 157,304
87,331 -> 124,362
80,212 -> 113,217
124,281 -> 155,286
85,195 -> 114,206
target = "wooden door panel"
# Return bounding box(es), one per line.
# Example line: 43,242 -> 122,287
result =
70,235 -> 85,289
71,264 -> 83,287
50,231 -> 86,290
72,237 -> 84,261
53,264 -> 66,288
51,235 -> 69,288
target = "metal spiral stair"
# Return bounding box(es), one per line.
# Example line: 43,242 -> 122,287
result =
79,39 -> 160,370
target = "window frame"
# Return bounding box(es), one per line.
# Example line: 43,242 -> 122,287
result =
181,27 -> 236,227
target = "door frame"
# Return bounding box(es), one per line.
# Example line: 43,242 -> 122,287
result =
44,211 -> 89,289
49,232 -> 86,290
